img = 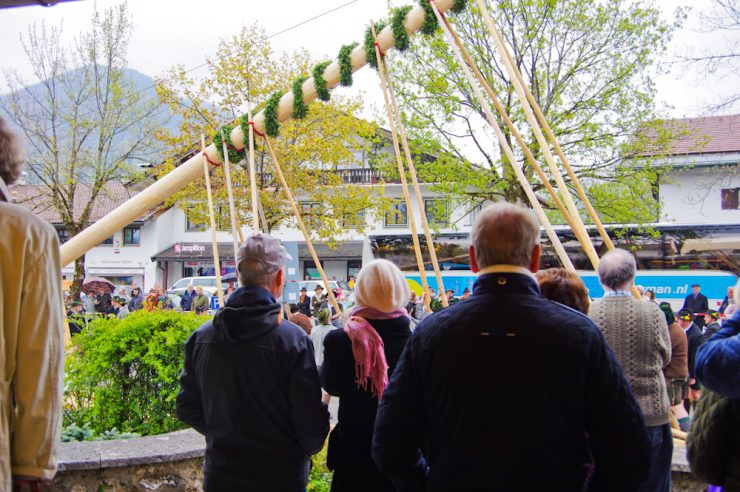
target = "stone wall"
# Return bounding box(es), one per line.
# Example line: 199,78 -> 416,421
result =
53,429 -> 706,491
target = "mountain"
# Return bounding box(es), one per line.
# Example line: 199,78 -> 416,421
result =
0,67 -> 182,179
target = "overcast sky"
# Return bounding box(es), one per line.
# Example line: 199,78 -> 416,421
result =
1,0 -> 738,121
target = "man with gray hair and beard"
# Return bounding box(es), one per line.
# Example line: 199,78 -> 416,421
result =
373,202 -> 650,491
590,248 -> 672,492
177,233 -> 329,491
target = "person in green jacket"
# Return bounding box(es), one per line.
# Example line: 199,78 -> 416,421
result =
192,286 -> 210,315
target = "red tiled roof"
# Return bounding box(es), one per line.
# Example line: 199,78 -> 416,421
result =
637,114 -> 740,157
9,181 -> 138,224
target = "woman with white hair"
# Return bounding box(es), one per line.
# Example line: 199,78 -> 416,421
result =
320,259 -> 412,492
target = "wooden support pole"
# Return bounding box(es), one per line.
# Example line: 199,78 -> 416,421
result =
221,131 -> 242,264
263,137 -> 342,315
470,0 -> 599,270
429,0 -> 575,271
371,22 -> 433,310
246,101 -> 260,231
474,0 -> 615,251
435,11 -> 578,270
59,0 -> 458,266
374,26 -> 449,307
201,136 -> 225,307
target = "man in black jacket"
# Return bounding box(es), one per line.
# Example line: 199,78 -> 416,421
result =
678,308 -> 706,413
177,233 -> 329,491
372,202 -> 650,492
683,284 -> 709,327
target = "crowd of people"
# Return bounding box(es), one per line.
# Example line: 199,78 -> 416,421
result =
3,105 -> 740,491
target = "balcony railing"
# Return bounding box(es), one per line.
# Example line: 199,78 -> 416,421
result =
261,168 -> 400,185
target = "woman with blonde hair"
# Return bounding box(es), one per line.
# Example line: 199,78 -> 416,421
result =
320,259 -> 412,491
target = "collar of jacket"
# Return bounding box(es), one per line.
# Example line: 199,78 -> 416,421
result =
473,265 -> 540,296
225,285 -> 277,307
0,176 -> 10,202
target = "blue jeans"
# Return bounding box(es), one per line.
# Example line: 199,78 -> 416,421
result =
638,423 -> 672,492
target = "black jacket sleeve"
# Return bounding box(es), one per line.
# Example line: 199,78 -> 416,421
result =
372,334 -> 428,492
320,331 -> 344,397
289,336 -> 330,455
583,328 -> 651,491
176,332 -> 206,434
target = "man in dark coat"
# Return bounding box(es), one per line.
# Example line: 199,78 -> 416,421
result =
678,309 -> 706,412
177,233 -> 329,491
372,203 -> 650,492
94,287 -> 112,314
683,284 -> 709,327
180,284 -> 196,312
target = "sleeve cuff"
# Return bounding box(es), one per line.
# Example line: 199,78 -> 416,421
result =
11,465 -> 57,480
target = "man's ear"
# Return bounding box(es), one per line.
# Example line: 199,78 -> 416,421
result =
529,244 -> 541,274
469,245 -> 480,273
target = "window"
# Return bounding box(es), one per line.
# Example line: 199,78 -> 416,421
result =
186,211 -> 206,232
123,226 -> 140,245
341,209 -> 366,229
300,202 -> 322,229
464,205 -> 481,226
385,200 -> 408,227
56,227 -> 69,244
721,188 -> 739,210
424,199 -> 450,227
100,235 -> 114,246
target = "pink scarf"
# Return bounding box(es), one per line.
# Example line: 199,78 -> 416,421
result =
343,306 -> 408,401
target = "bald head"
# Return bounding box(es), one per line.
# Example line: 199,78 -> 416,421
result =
470,202 -> 540,269
597,248 -> 636,291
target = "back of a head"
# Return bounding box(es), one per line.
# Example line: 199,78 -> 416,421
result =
536,268 -> 590,314
658,302 -> 675,325
0,116 -> 24,186
237,233 -> 290,288
354,259 -> 411,314
677,308 -> 693,323
471,202 -> 539,269
597,249 -> 636,291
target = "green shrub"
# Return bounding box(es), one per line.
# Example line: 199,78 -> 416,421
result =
61,423 -> 141,442
308,439 -> 332,491
64,309 -> 205,436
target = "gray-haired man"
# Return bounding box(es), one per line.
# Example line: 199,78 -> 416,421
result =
590,248 -> 672,492
177,233 -> 329,491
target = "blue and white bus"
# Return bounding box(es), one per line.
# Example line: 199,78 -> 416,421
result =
369,224 -> 739,311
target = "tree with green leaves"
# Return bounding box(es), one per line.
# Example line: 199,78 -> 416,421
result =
155,23 -> 390,244
387,0 -> 683,226
1,3 -> 162,299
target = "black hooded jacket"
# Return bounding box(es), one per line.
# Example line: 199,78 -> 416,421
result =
177,286 -> 330,491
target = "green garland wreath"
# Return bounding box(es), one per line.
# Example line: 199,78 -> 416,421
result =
364,20 -> 388,70
338,42 -> 358,86
391,6 -> 414,52
239,113 -> 262,150
451,0 -> 467,14
292,76 -> 309,119
264,91 -> 282,138
418,0 -> 439,35
312,61 -> 332,102
212,123 -> 243,163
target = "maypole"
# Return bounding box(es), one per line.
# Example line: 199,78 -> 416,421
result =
373,23 -> 449,307
59,0 -> 459,267
263,137 -> 342,315
371,22 -> 433,310
428,0 -> 575,271
201,136 -> 226,307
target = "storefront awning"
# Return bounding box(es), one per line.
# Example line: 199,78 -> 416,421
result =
298,241 -> 363,261
151,243 -> 236,262
681,235 -> 740,254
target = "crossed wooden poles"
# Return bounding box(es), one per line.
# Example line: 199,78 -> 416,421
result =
58,0 -> 632,309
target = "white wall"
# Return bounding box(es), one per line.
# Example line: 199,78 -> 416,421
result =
660,166 -> 740,225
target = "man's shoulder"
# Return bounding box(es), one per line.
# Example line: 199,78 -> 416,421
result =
0,201 -> 58,243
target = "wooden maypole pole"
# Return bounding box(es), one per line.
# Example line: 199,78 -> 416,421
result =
59,0 -> 459,267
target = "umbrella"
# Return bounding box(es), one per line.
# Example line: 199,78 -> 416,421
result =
82,276 -> 115,294
222,272 -> 237,282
